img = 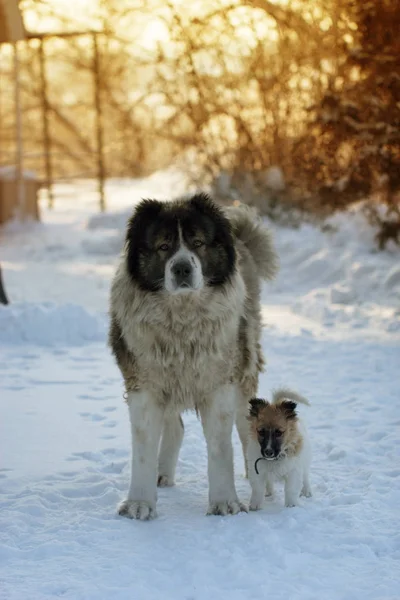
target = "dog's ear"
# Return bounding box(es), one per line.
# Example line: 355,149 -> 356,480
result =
188,193 -> 228,227
248,398 -> 267,419
188,192 -> 217,214
280,400 -> 297,420
126,198 -> 163,242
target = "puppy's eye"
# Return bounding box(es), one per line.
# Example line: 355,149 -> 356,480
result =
158,243 -> 169,251
257,429 -> 265,437
192,239 -> 204,248
275,430 -> 283,437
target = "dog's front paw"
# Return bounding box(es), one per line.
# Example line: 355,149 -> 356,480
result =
300,486 -> 312,498
207,499 -> 247,516
118,499 -> 157,521
249,501 -> 263,511
284,499 -> 298,508
157,474 -> 175,487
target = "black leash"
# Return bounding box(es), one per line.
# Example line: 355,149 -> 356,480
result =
254,457 -> 267,475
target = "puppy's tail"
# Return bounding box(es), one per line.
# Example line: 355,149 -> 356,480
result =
272,388 -> 310,407
224,204 -> 278,280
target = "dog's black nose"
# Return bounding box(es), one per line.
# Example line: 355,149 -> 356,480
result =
172,259 -> 193,286
264,448 -> 274,458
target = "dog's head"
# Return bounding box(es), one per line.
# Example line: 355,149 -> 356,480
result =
125,193 -> 236,293
248,397 -> 303,460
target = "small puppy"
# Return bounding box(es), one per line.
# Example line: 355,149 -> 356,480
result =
247,389 -> 312,510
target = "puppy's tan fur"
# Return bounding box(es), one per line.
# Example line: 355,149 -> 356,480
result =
248,394 -> 306,459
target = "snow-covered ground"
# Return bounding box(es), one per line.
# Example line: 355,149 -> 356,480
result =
1,171 -> 399,600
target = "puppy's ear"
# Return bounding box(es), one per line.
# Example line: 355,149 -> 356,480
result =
280,400 -> 297,420
248,398 -> 267,419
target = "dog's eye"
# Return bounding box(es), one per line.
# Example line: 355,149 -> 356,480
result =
158,243 -> 169,251
257,429 -> 265,438
275,430 -> 283,437
192,239 -> 204,248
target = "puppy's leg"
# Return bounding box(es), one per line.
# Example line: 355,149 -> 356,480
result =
236,401 -> 249,478
158,413 -> 184,487
249,468 -> 266,511
247,439 -> 267,510
118,391 -> 164,520
284,468 -> 303,508
301,470 -> 312,498
265,478 -> 274,497
200,384 -> 246,516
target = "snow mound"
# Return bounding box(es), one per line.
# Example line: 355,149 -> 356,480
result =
81,230 -> 125,256
330,284 -> 356,305
264,165 -> 285,191
0,303 -> 106,346
86,209 -> 131,231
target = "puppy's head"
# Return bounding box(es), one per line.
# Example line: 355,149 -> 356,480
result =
248,397 -> 303,460
125,193 -> 236,293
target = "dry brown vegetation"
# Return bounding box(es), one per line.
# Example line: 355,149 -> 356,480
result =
0,0 -> 399,243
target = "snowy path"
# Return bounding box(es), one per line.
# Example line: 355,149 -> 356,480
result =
1,332 -> 399,600
1,174 -> 400,599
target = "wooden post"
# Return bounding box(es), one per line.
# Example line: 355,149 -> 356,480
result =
13,40 -> 25,218
0,264 -> 9,305
92,33 -> 105,212
39,38 -> 54,209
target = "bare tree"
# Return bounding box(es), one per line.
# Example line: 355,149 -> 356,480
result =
6,0 -> 396,241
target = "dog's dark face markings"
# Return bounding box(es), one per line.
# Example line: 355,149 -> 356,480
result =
125,193 -> 236,293
248,398 -> 298,460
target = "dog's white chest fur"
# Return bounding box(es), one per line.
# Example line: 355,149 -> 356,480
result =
111,262 -> 246,409
134,318 -> 237,408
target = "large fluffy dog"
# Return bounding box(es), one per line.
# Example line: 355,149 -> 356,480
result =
109,193 -> 277,519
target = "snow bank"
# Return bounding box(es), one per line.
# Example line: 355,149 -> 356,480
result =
272,205 -> 400,336
0,303 -> 106,346
84,210 -> 130,256
86,209 -> 131,231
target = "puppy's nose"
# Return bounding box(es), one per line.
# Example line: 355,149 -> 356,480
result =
172,259 -> 193,286
264,448 -> 274,458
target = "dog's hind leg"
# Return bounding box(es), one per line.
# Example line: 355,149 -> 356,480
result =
235,406 -> 249,478
158,413 -> 184,487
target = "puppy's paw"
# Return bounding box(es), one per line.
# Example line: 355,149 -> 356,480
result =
249,501 -> 263,511
301,487 -> 312,498
265,482 -> 274,497
207,500 -> 247,516
117,499 -> 157,520
157,474 -> 175,487
284,500 -> 298,508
